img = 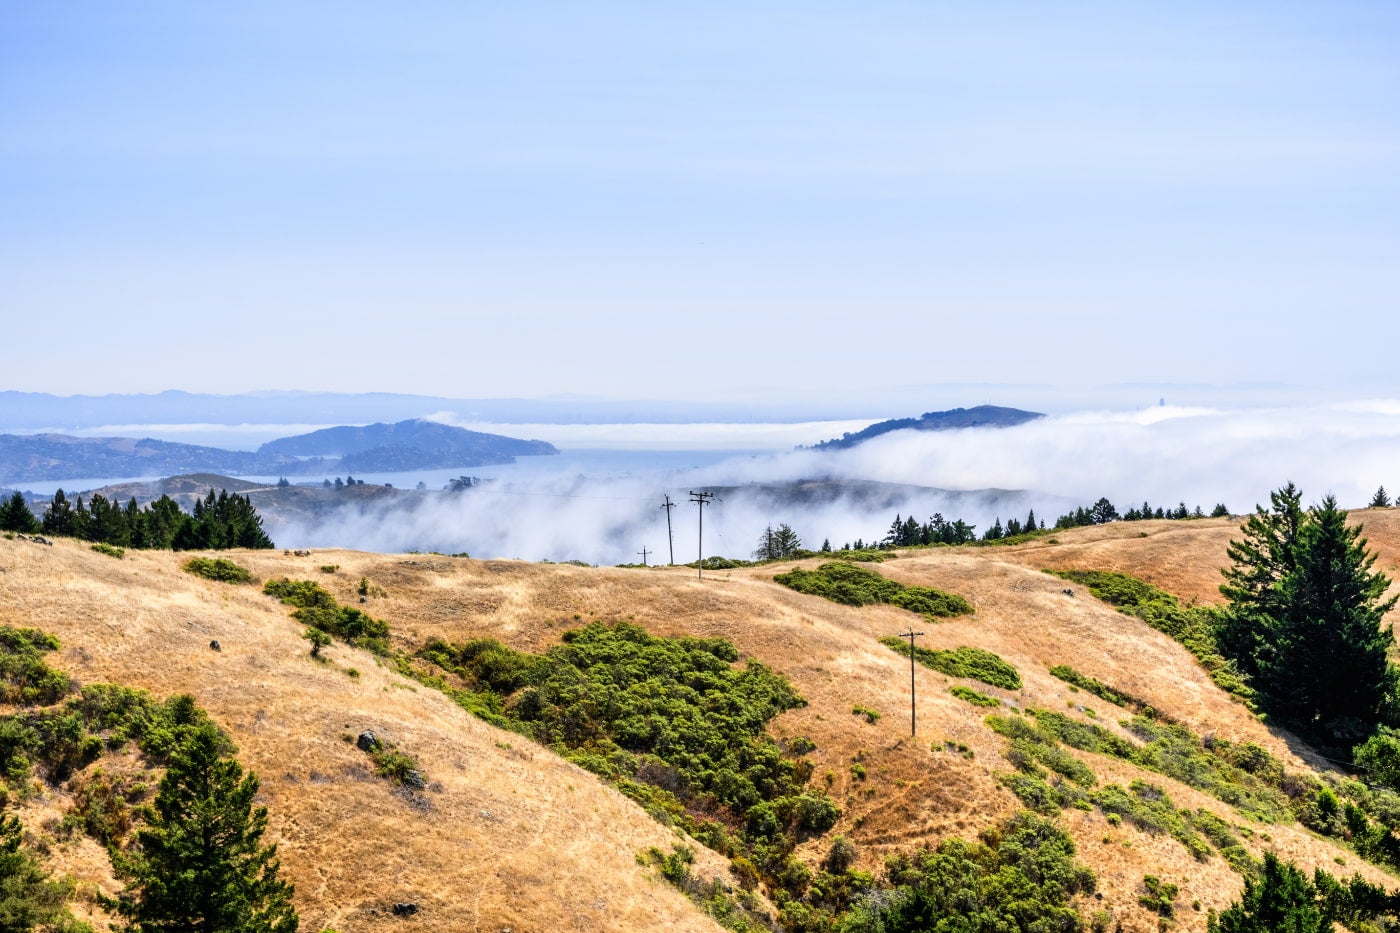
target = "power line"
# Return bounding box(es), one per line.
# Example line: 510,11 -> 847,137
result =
689,490 -> 718,579
637,545 -> 650,567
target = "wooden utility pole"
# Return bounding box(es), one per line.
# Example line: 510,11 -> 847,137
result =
660,495 -> 677,565
899,629 -> 925,736
637,546 -> 650,567
689,491 -> 717,579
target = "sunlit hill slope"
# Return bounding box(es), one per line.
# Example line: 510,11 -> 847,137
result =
3,507 -> 1400,931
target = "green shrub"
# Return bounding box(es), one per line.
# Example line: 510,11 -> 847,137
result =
183,557 -> 253,584
880,638 -> 1021,690
775,562 -> 972,619
264,578 -> 391,654
1139,874 -> 1178,917
0,626 -> 73,707
91,542 -> 125,559
950,685 -> 1000,707
851,706 -> 881,724
839,811 -> 1095,932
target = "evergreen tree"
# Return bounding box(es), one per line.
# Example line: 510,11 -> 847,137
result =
1024,509 -> 1036,533
1211,503 -> 1231,518
1219,486 -> 1399,745
107,723 -> 298,933
40,489 -> 74,538
1217,482 -> 1306,683
1372,486 -> 1393,508
0,806 -> 78,932
69,498 -> 91,541
754,523 -> 802,560
1209,852 -> 1325,933
1267,496 -> 1398,743
1089,498 -> 1118,524
0,493 -> 39,534
87,494 -> 131,547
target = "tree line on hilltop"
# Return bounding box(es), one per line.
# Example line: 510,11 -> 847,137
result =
0,488 -> 274,550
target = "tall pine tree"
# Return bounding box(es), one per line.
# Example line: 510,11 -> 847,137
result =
0,492 -> 39,534
1216,482 -> 1306,683
1267,496 -> 1398,743
107,722 -> 298,933
1219,486 -> 1398,746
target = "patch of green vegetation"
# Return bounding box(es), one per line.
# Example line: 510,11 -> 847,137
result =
90,542 -> 124,559
880,638 -> 1020,689
836,811 -> 1096,932
1049,665 -> 1136,710
263,578 -> 391,654
988,715 -> 1097,788
0,626 -> 73,707
986,708 -> 1296,869
642,844 -> 772,932
950,685 -> 1001,707
1048,569 -> 1254,704
1091,781 -> 1212,860
851,705 -> 881,724
182,557 -> 253,584
417,621 -> 847,915
354,733 -> 424,787
969,527 -> 1056,547
775,561 -> 972,620
1138,874 -> 1179,919
684,556 -> 751,570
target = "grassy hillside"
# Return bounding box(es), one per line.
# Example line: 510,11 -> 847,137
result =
3,507 -> 1400,931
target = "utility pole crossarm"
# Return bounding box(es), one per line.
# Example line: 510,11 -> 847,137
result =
688,490 -> 718,579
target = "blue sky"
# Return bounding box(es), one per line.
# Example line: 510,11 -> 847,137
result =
4,2 -> 1398,403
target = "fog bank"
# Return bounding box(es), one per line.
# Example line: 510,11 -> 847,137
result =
271,402 -> 1400,565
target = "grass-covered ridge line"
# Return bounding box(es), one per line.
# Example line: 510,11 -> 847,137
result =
1049,569 -> 1253,704
879,637 -> 1021,690
776,561 -> 973,620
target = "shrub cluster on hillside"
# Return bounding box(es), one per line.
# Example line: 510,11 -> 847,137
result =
0,626 -> 297,931
263,578 -> 391,655
417,622 -> 865,927
879,638 -> 1021,690
774,562 -> 973,620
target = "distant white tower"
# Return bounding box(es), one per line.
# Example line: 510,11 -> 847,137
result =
1159,397 -> 1166,407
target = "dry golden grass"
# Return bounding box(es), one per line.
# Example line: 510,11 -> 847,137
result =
4,508 -> 1400,931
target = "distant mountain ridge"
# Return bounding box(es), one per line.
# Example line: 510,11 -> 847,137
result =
812,405 -> 1044,450
259,419 -> 556,471
0,419 -> 557,485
